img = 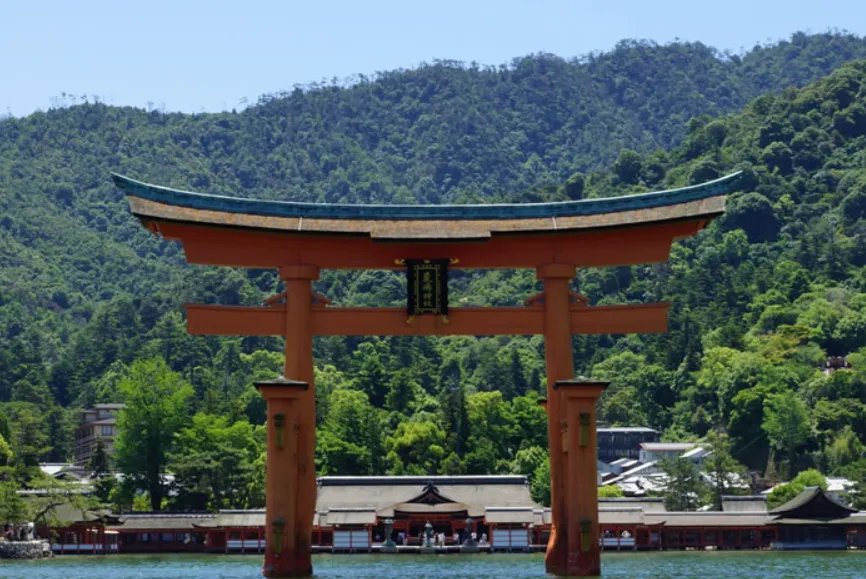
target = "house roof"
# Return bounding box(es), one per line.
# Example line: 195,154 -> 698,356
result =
640,442 -> 698,452
45,504 -> 119,525
645,512 -> 772,527
110,513 -> 215,531
775,512 -> 866,526
534,509 -> 551,526
321,508 -> 378,526
722,496 -> 768,513
113,172 -> 738,241
598,498 -> 667,513
599,508 -> 646,525
193,510 -> 266,529
769,486 -> 858,518
316,475 -> 534,518
484,507 -> 536,524
681,447 -> 709,459
598,427 -> 658,434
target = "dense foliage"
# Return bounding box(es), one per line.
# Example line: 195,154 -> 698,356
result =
4,33 -> 866,510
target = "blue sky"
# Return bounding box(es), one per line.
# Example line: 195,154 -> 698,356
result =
3,0 -> 866,118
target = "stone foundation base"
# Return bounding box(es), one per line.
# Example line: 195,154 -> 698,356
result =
0,540 -> 52,559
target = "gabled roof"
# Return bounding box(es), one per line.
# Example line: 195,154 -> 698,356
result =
113,172 -> 738,241
316,475 -> 534,518
405,482 -> 455,506
770,486 -> 857,519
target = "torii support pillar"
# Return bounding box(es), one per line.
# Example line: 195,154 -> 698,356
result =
555,379 -> 609,577
255,378 -> 309,577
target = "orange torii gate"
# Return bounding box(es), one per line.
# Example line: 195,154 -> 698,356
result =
114,172 -> 737,577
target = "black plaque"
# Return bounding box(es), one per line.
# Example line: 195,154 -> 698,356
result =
406,259 -> 449,316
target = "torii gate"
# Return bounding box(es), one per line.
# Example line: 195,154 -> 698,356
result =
114,171 -> 737,577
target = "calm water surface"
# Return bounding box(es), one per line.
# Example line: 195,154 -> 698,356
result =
2,552 -> 866,579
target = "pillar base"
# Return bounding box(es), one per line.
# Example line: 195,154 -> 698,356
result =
262,553 -> 313,578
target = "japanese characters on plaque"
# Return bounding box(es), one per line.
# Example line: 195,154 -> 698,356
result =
406,259 -> 449,316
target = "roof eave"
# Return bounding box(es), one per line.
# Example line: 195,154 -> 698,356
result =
113,171 -> 739,223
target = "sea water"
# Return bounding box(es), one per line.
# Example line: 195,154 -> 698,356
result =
2,552 -> 866,578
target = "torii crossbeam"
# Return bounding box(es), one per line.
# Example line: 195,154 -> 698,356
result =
114,171 -> 737,577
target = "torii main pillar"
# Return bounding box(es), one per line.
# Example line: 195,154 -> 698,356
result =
256,265 -> 318,578
538,264 -> 608,576
537,264 -> 575,575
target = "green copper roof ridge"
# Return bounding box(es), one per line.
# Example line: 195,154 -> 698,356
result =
111,171 -> 739,221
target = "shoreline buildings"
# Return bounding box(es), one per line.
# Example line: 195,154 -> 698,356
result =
44,475 -> 866,555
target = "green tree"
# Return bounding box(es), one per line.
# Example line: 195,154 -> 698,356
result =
168,414 -> 262,510
4,402 -> 50,481
660,457 -> 708,511
613,149 -> 643,184
510,445 -> 547,476
562,172 -> 586,200
767,469 -> 828,509
762,391 -> 812,478
114,358 -> 194,511
598,485 -> 625,498
827,426 -> 865,473
0,481 -> 28,524
385,421 -> 447,475
89,439 -> 114,503
703,431 -> 747,510
0,433 -> 11,468
531,458 -> 551,507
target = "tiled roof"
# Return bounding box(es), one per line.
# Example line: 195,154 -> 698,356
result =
316,475 -> 534,518
722,496 -> 768,513
193,510 -> 265,528
321,508 -> 377,526
110,513 -> 215,531
645,512 -> 772,527
113,173 -> 737,240
598,498 -> 667,513
769,486 -> 857,517
484,507 -> 536,524
640,442 -> 698,451
599,508 -> 646,525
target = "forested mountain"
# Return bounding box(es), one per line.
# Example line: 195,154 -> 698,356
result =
3,32 -> 866,511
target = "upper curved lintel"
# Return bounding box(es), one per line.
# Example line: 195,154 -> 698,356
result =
111,172 -> 740,222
